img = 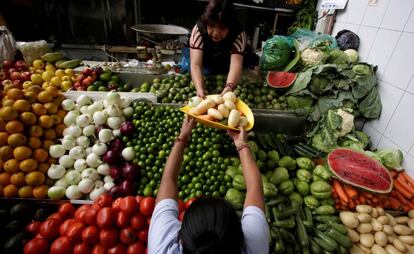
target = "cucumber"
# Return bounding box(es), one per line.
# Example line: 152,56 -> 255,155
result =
278,206 -> 298,219
296,213 -> 309,247
304,207 -> 314,229
326,228 -> 353,248
314,230 -> 338,252
337,245 -> 349,254
310,239 -> 323,254
293,144 -> 316,158
316,223 -> 330,231
328,222 -> 348,235
267,196 -> 288,207
314,215 -> 340,223
273,218 -> 296,229
279,228 -> 296,243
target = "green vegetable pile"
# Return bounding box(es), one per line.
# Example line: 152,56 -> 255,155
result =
288,0 -> 317,34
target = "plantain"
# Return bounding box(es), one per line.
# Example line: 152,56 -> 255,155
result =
41,52 -> 64,63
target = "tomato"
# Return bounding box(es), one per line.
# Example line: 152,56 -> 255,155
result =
73,242 -> 91,254
82,225 -> 100,244
108,244 -> 127,254
99,228 -> 118,248
112,197 -> 122,211
47,213 -> 64,224
127,242 -> 145,254
185,197 -> 197,209
116,211 -> 130,228
66,222 -> 86,243
26,221 -> 41,235
139,197 -> 155,216
81,208 -> 98,226
74,205 -> 91,220
178,199 -> 185,214
179,211 -> 185,221
59,219 -> 76,236
92,244 -> 108,254
50,236 -> 73,254
96,193 -> 113,208
137,228 -> 148,243
146,217 -> 151,226
135,196 -> 144,205
119,227 -> 136,245
39,219 -> 61,240
35,234 -> 43,239
58,203 -> 76,219
97,207 -> 115,228
130,213 -> 145,230
120,196 -> 138,215
23,238 -> 49,254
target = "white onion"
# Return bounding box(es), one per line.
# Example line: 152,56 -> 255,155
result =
76,114 -> 92,128
47,164 -> 66,179
92,143 -> 107,156
86,153 -> 102,168
106,105 -> 122,117
81,168 -> 99,181
61,99 -> 75,111
66,185 -> 83,200
69,146 -> 85,160
98,129 -> 114,143
76,94 -> 93,107
123,107 -> 134,118
94,180 -> 104,187
64,111 -> 80,126
63,125 -> 82,137
59,155 -> 75,168
76,136 -> 90,148
89,185 -> 106,201
82,125 -> 95,137
74,159 -> 87,171
112,129 -> 121,137
85,147 -> 93,156
97,164 -> 110,175
49,144 -> 66,158
80,105 -> 89,114
78,178 -> 95,194
65,170 -> 81,185
62,138 -> 76,151
93,111 -> 108,125
48,186 -> 66,200
54,178 -> 69,188
122,147 -> 135,161
107,116 -> 122,130
87,101 -> 104,114
104,182 -> 115,191
104,175 -> 114,183
120,98 -> 131,108
106,91 -> 122,105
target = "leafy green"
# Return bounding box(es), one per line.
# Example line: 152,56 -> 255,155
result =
327,49 -> 350,65
285,69 -> 313,95
359,88 -> 382,118
376,149 -> 404,170
308,76 -> 333,95
260,35 -> 295,71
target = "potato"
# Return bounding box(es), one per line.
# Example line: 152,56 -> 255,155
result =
392,238 -> 407,252
395,216 -> 410,224
371,208 -> 379,219
350,245 -> 366,254
223,91 -> 237,102
348,228 -> 361,243
341,211 -> 360,229
393,225 -> 414,235
227,109 -> 240,128
371,244 -> 387,254
357,223 -> 373,234
399,235 -> 414,245
377,207 -> 385,216
374,231 -> 388,247
387,214 -> 397,226
207,108 -> 223,120
224,99 -> 236,110
383,225 -> 394,235
356,205 -> 373,214
385,245 -> 403,254
210,95 -> 224,105
377,216 -> 390,225
358,243 -> 373,253
361,233 -> 375,248
407,218 -> 414,231
358,213 -> 373,223
371,219 -> 383,232
408,210 -> 414,218
217,104 -> 229,118
388,234 -> 397,244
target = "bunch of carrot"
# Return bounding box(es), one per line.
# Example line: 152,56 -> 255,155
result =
332,170 -> 414,212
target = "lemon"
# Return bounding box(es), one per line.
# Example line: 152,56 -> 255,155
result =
31,74 -> 43,85
50,77 -> 61,87
45,64 -> 56,72
33,59 -> 45,70
42,82 -> 53,90
61,81 -> 72,91
64,69 -> 74,76
55,69 -> 65,78
22,81 -> 34,89
41,71 -> 54,82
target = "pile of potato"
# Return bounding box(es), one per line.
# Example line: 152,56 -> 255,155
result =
340,205 -> 414,254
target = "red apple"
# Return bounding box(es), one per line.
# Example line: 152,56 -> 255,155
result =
82,76 -> 94,87
20,71 -> 32,81
82,68 -> 93,76
15,60 -> 27,71
1,79 -> 12,87
2,60 -> 13,70
76,74 -> 85,82
8,68 -> 17,74
10,71 -> 21,80
13,79 -> 22,88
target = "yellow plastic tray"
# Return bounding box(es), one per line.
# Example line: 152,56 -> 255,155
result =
180,96 -> 254,131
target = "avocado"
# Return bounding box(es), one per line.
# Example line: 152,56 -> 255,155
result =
10,203 -> 31,220
3,233 -> 27,254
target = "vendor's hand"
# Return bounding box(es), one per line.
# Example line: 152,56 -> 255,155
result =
197,89 -> 207,99
179,115 -> 196,141
221,86 -> 233,95
227,127 -> 247,148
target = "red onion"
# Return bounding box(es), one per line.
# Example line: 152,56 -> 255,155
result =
109,166 -> 122,180
103,150 -> 121,165
122,162 -> 139,180
110,139 -> 124,152
108,185 -> 123,198
121,180 -> 135,196
120,121 -> 135,136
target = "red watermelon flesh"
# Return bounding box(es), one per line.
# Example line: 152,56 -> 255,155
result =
327,148 -> 393,193
266,71 -> 297,89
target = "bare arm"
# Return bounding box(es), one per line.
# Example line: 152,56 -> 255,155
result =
228,128 -> 265,211
156,116 -> 195,204
190,48 -> 206,98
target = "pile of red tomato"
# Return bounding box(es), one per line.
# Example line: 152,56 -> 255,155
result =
23,194 -> 195,254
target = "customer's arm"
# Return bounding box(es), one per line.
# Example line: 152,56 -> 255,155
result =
190,48 -> 206,98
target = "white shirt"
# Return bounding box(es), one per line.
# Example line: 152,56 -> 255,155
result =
148,199 -> 269,254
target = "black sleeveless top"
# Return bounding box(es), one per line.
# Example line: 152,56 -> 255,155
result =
196,19 -> 243,74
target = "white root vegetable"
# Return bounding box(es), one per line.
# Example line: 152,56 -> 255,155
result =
383,225 -> 394,235
207,108 -> 223,120
393,225 -> 413,235
377,207 -> 385,216
358,213 -> 372,223
395,216 -> 410,224
238,116 -> 248,127
340,211 -> 360,229
356,205 -> 373,214
191,98 -> 215,116
360,233 -> 375,248
350,245 -> 365,254
392,238 -> 407,252
385,245 -> 403,254
217,104 -> 229,118
371,219 -> 383,232
399,235 -> 414,245
371,208 -> 379,219
348,228 -> 360,243
387,214 -> 397,226
408,210 -> 414,218
224,99 -> 236,110
374,231 -> 388,247
389,234 -> 397,243
210,95 -> 224,105
377,216 -> 390,225
223,91 -> 237,102
407,218 -> 414,231
357,223 -> 373,234
357,243 -> 372,253
371,244 -> 387,254
228,109 -> 240,128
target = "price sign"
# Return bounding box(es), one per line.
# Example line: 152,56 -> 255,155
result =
320,0 -> 348,9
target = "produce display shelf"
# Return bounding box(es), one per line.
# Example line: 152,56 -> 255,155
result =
64,90 -> 157,103
0,197 -> 93,205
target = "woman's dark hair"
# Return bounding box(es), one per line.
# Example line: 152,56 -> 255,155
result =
201,0 -> 236,27
180,197 -> 244,254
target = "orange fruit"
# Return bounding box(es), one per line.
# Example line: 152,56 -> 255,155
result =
31,103 -> 47,116
13,146 -> 32,161
0,146 -> 13,160
0,131 -> 9,146
5,120 -> 24,134
6,88 -> 25,100
3,184 -> 18,197
38,115 -> 54,129
27,84 -> 42,94
2,98 -> 15,107
37,91 -> 53,103
33,148 -> 48,163
43,128 -> 56,140
33,185 -> 48,198
20,111 -> 37,125
19,158 -> 38,172
45,64 -> 56,72
50,114 -> 62,125
0,119 -> 5,131
28,125 -> 43,137
13,99 -> 31,113
28,137 -> 42,149
7,133 -> 27,147
25,171 -> 45,187
42,140 -> 54,150
45,86 -> 59,97
24,91 -> 38,103
41,71 -> 54,82
0,106 -> 18,121
48,157 -> 57,165
55,124 -> 66,137
0,172 -> 11,186
18,185 -> 33,198
53,94 -> 65,105
4,159 -> 20,174
38,162 -> 50,174
50,77 -> 61,87
44,102 -> 58,114
10,172 -> 26,187
56,109 -> 67,119
55,69 -> 65,78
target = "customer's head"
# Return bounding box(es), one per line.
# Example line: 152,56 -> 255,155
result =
180,197 -> 243,254
201,0 -> 235,42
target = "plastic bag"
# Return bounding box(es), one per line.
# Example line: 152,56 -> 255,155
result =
335,29 -> 360,50
0,26 -> 17,61
289,28 -> 338,51
260,35 -> 295,71
17,40 -> 51,65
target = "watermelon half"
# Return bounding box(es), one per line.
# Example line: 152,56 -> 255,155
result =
266,71 -> 297,89
327,148 -> 393,193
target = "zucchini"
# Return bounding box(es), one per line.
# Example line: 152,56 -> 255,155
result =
278,206 -> 298,219
304,207 -> 314,229
267,196 -> 288,207
314,230 -> 338,252
310,239 -> 323,254
265,204 -> 271,223
279,228 -> 296,243
256,134 -> 270,150
296,213 -> 309,247
326,228 -> 353,248
302,246 -> 311,254
298,142 -> 326,157
337,245 -> 348,254
264,133 -> 277,149
273,228 -> 285,254
273,218 -> 296,229
293,144 -> 315,158
314,215 -> 340,223
327,222 -> 348,235
316,223 -> 330,231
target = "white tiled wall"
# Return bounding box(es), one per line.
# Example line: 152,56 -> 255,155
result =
333,0 -> 414,175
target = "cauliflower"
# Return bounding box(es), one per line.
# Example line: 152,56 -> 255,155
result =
301,48 -> 325,66
336,109 -> 354,137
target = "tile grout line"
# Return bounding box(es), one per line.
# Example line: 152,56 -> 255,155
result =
402,3 -> 414,32
379,134 -> 408,154
405,73 -> 414,93
338,21 -> 414,34
407,143 -> 414,158
378,78 -> 408,93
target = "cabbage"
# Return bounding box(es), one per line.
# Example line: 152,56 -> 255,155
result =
260,36 -> 294,71
376,149 -> 404,170
327,49 -> 349,65
344,49 -> 359,63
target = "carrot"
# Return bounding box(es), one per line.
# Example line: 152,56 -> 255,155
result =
408,201 -> 414,210
390,190 -> 409,205
333,180 -> 349,204
348,199 -> 356,210
401,171 -> 414,188
365,200 -> 372,205
397,174 -> 414,193
343,184 -> 358,200
389,197 -> 402,210
354,199 -> 360,205
358,195 -> 366,204
335,204 -> 341,210
390,170 -> 398,178
395,177 -> 414,199
372,196 -> 380,204
361,192 -> 374,199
